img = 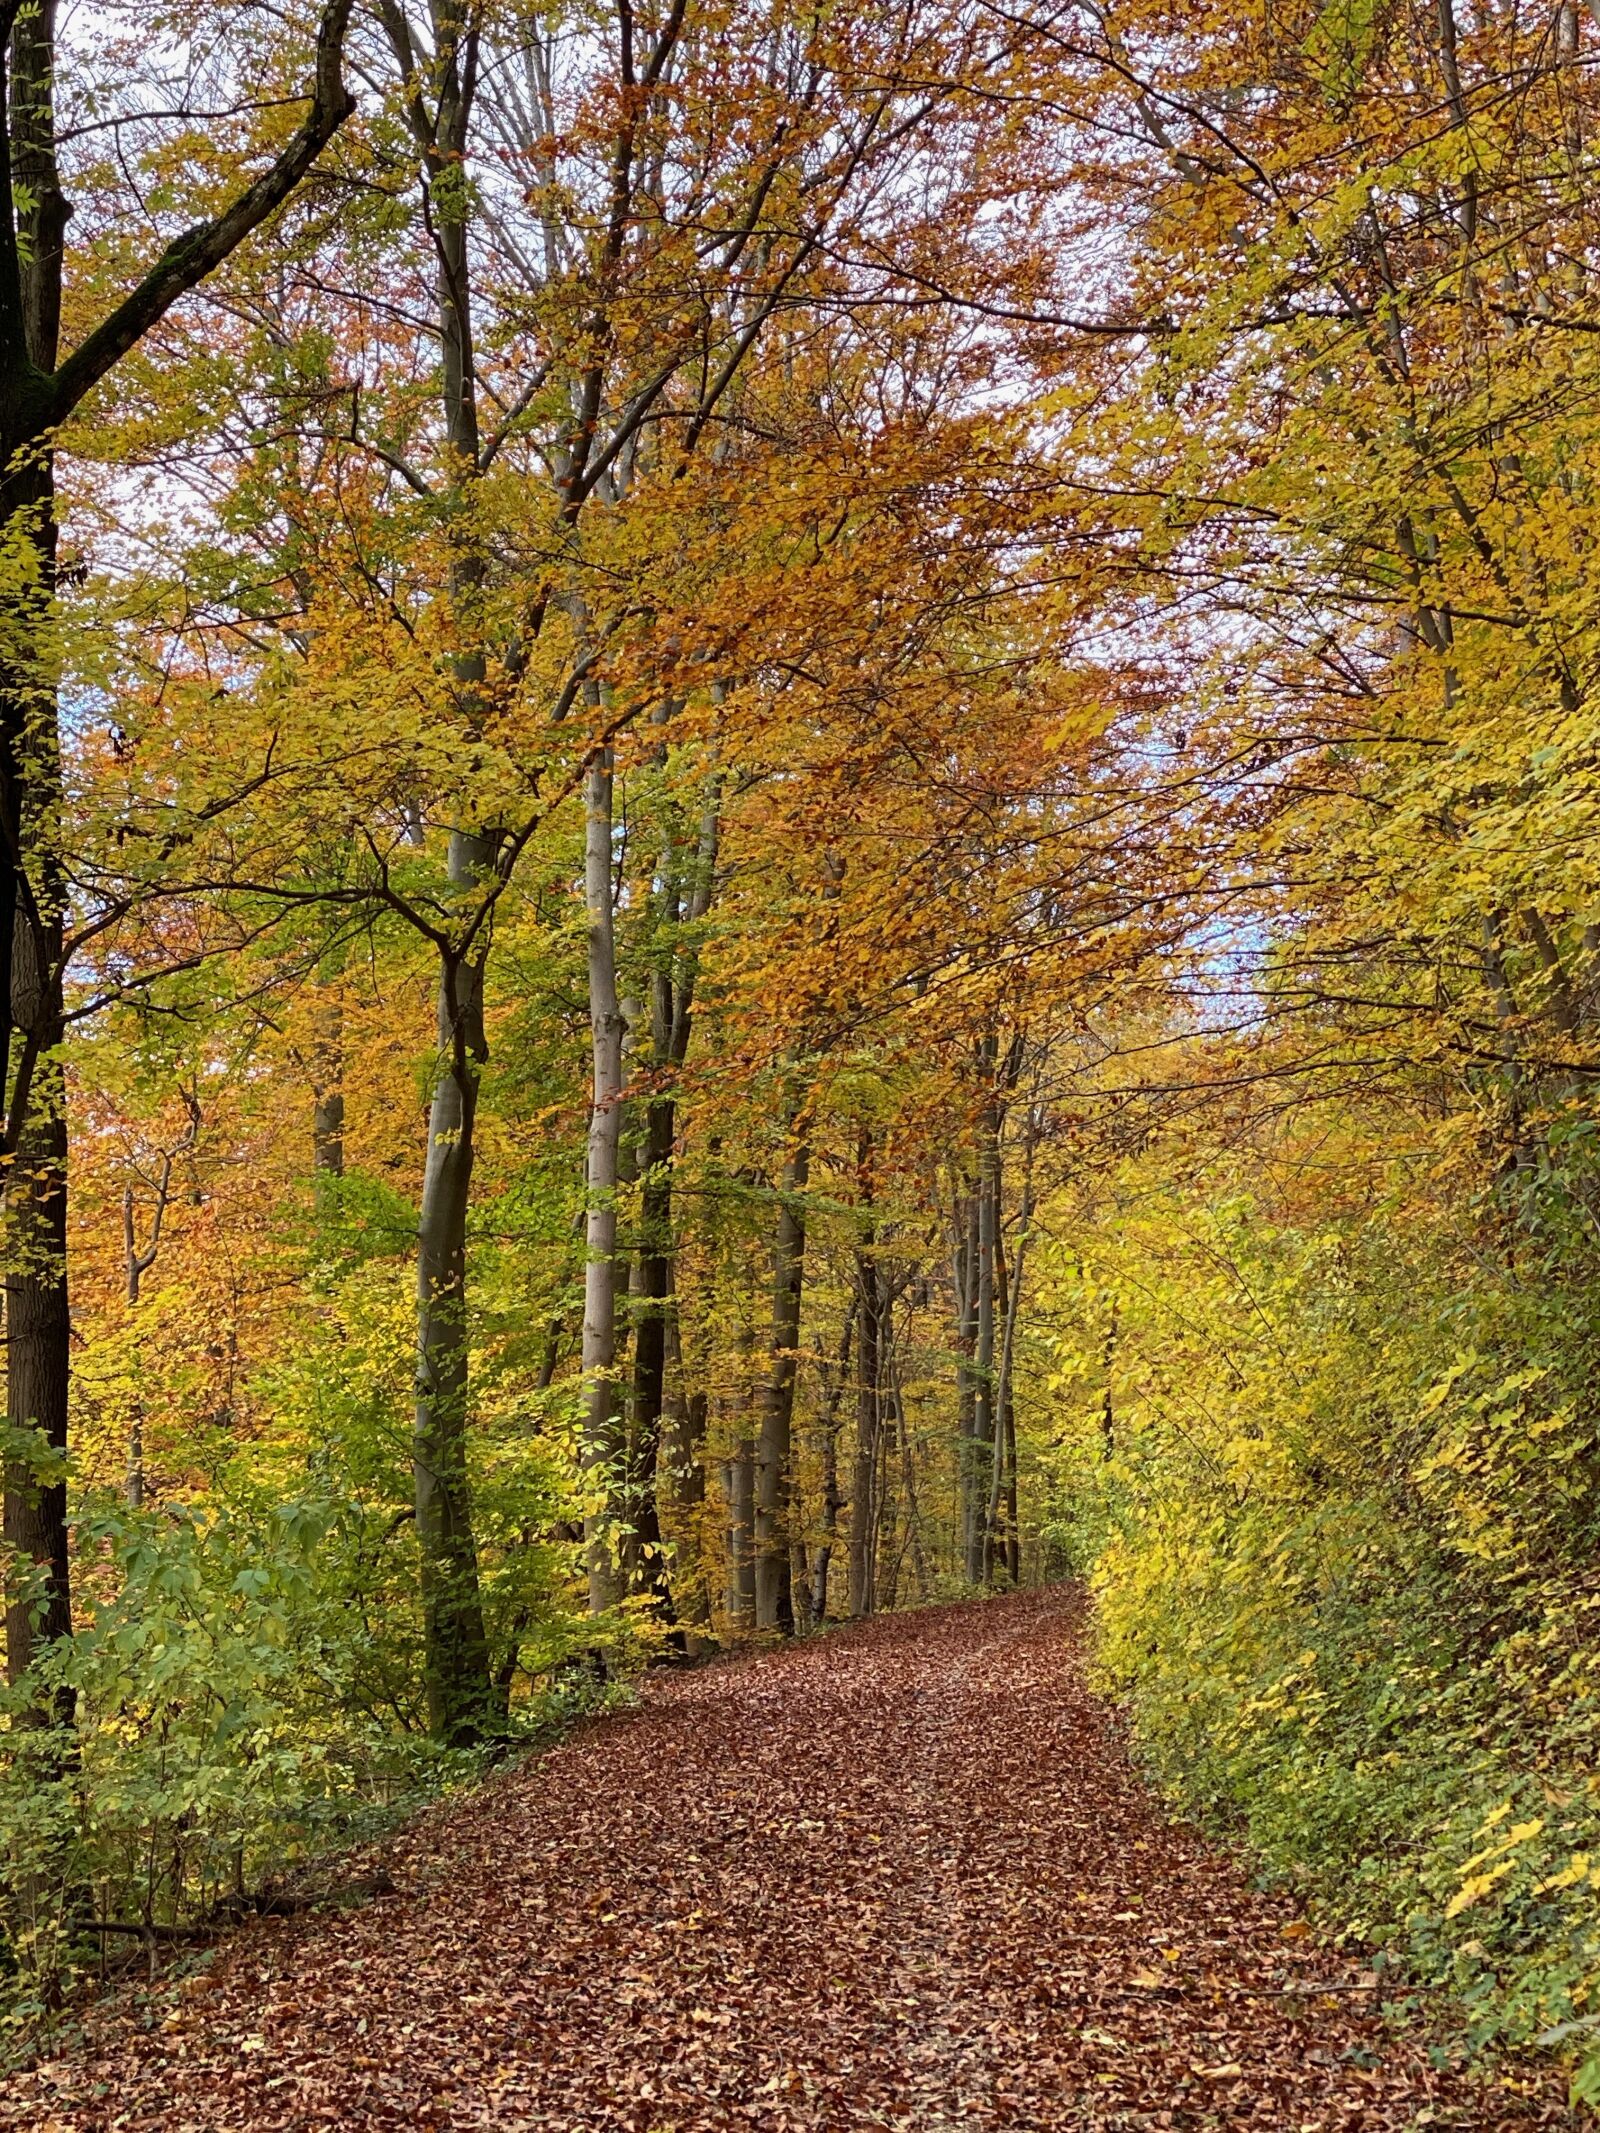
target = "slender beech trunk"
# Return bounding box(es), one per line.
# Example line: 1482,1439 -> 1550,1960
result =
951,1177 -> 977,1565
120,1115 -> 189,1512
848,1230 -> 883,1618
582,749 -> 628,1613
754,1131 -> 808,1632
893,1368 -> 933,1601
626,785 -> 719,1617
725,1443 -> 756,1627
874,1370 -> 901,1611
986,1160 -> 1032,1582
964,1090 -> 1000,1585
123,1185 -> 145,1513
808,1298 -> 855,1625
1004,1399 -> 1020,1585
620,1092 -> 671,1614
661,1333 -> 712,1650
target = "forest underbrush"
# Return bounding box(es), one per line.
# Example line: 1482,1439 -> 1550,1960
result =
1042,1171 -> 1600,2108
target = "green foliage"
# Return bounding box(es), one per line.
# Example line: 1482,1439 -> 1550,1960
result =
0,1478 -> 609,2042
0,1226 -> 607,2039
1038,1164 -> 1600,2100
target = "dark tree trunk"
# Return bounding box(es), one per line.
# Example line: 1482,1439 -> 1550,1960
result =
893,1369 -> 933,1602
848,1207 -> 883,1618
1004,1398 -> 1020,1586
581,751 -> 627,1615
0,0 -> 354,1707
754,1133 -> 808,1632
620,1092 -> 674,1616
3,904 -> 69,1703
661,1349 -> 712,1651
621,779 -> 719,1622
964,1087 -> 1000,1585
413,917 -> 496,1744
807,1297 -> 855,1626
951,1178 -> 977,1568
1,2 -> 68,1702
380,0 -> 499,1730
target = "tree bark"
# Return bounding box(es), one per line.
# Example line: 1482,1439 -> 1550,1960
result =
619,1093 -> 672,1615
986,1165 -> 1031,1583
3,901 -> 68,1701
807,1297 -> 855,1626
848,1226 -> 884,1619
413,895 -> 496,1744
753,1130 -> 808,1632
384,0 -> 499,1736
119,1109 -> 192,1511
582,749 -> 628,1614
725,1442 -> 756,1628
1,1 -> 69,1702
661,1346 -> 712,1651
892,1366 -> 933,1602
626,781 -> 719,1615
964,1088 -> 1000,1585
951,1176 -> 977,1567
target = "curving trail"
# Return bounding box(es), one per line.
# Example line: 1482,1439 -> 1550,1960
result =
3,1587 -> 1579,2131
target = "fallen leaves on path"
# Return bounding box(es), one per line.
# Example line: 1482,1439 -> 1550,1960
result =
1,1587 -> 1579,2129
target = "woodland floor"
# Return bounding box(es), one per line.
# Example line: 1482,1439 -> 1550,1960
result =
1,1586 -> 1583,2132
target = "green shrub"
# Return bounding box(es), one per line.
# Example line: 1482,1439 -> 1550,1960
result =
1037,1178 -> 1600,2104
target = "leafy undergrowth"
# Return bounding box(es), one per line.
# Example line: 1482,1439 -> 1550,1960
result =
1039,1189 -> 1600,2109
0,1483 -> 633,2053
0,1586 -> 1579,2131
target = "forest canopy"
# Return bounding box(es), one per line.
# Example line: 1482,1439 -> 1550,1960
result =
0,0 -> 1598,2101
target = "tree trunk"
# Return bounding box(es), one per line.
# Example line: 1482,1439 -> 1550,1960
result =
893,1368 -> 933,1602
624,773 -> 719,1621
413,883 -> 496,1745
382,0 -> 496,1735
1101,1299 -> 1117,1459
1,0 -> 69,1707
725,1442 -> 756,1628
3,903 -> 69,1703
661,1344 -> 712,1651
0,0 -> 354,1711
582,749 -> 628,1614
951,1178 -> 977,1568
1004,1395 -> 1020,1585
848,1231 -> 883,1619
620,1092 -> 672,1615
874,1372 -> 901,1611
120,1122 -> 187,1512
311,1050 -> 345,1180
987,1172 -> 1031,1582
753,1131 -> 808,1632
964,1091 -> 1000,1585
807,1298 -> 855,1626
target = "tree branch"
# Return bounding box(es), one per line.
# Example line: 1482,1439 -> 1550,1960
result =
49,0 -> 357,422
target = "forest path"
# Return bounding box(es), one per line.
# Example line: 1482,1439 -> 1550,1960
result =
4,1585 -> 1579,2132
